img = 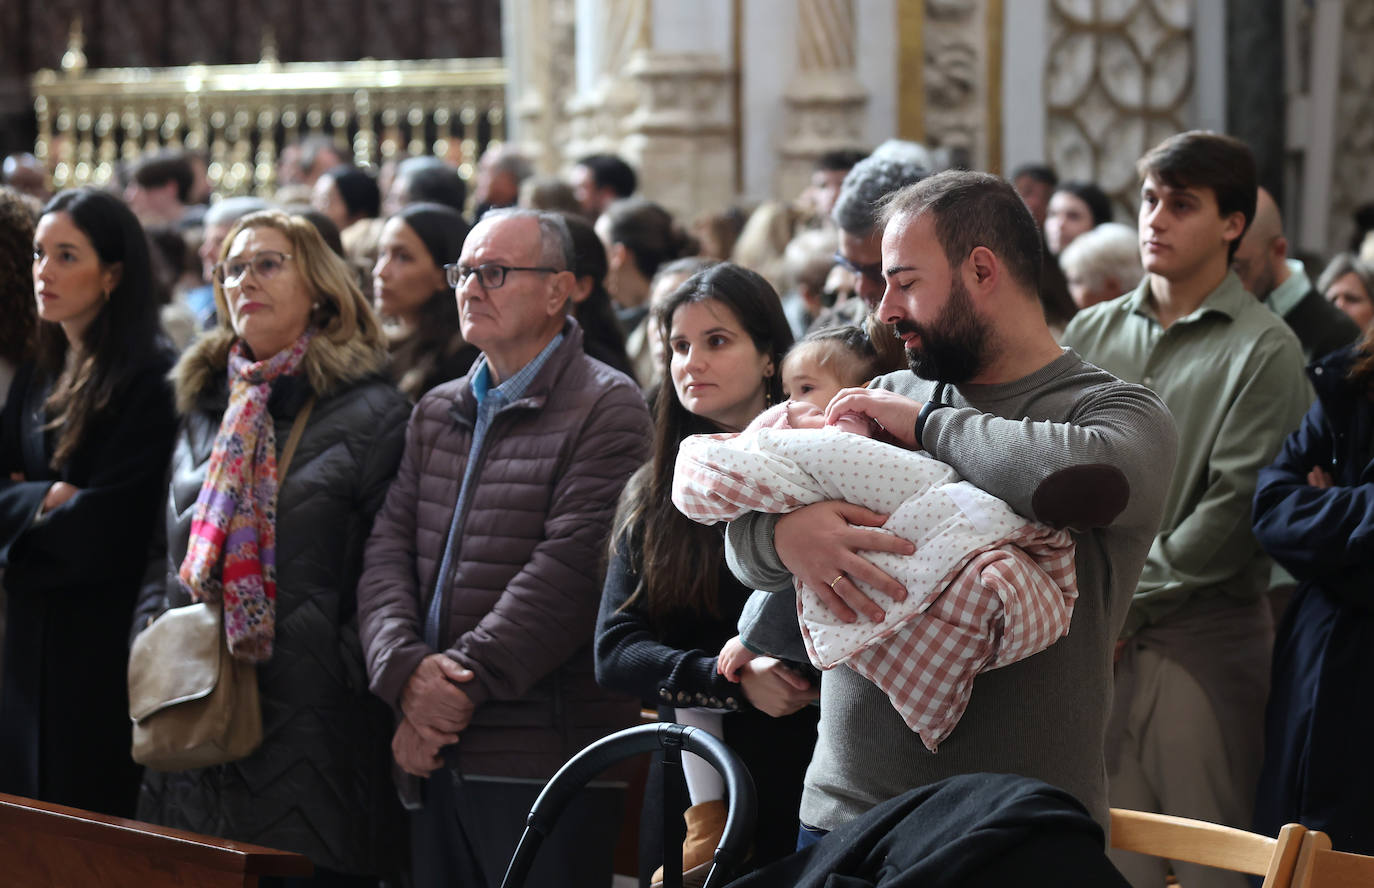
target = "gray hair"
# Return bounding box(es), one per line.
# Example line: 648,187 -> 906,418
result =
831,153 -> 929,237
490,146 -> 534,184
482,207 -> 574,270
1058,223 -> 1142,297
203,196 -> 274,227
1317,252 -> 1374,299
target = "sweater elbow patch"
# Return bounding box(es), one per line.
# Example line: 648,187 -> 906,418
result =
1031,464 -> 1130,530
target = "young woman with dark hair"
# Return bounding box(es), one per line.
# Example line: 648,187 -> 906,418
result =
373,202 -> 478,399
595,263 -> 818,887
596,198 -> 697,386
0,187 -> 178,817
564,212 -> 634,378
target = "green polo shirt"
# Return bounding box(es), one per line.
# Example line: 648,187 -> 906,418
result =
1061,271 -> 1311,635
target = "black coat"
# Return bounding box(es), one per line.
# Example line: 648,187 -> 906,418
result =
0,354 -> 177,817
596,527 -> 819,886
1251,346 -> 1374,854
726,773 -> 1126,888
134,332 -> 411,877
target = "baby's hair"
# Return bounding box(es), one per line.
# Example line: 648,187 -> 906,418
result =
784,324 -> 884,389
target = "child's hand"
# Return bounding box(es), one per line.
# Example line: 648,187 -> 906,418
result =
717,635 -> 754,682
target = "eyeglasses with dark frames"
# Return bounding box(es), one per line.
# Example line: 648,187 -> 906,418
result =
444,262 -> 562,290
214,250 -> 294,287
832,251 -> 885,285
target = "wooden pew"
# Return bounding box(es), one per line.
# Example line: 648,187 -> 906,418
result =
0,793 -> 312,887
1290,830 -> 1374,888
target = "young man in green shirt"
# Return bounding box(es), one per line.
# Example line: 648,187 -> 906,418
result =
1061,132 -> 1311,888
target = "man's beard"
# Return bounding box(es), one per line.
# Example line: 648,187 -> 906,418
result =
895,276 -> 991,384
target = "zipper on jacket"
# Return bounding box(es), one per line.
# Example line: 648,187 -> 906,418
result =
432,401 -> 527,649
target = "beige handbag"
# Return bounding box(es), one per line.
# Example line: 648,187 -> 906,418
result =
128,600 -> 262,770
128,397 -> 314,771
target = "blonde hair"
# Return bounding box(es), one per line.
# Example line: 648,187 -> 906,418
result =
213,210 -> 386,355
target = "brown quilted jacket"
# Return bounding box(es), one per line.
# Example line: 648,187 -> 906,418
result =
358,320 -> 650,779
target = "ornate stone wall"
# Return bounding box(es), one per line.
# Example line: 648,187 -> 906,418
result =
622,50 -> 735,223
506,0 -> 577,174
1045,0 -> 1194,217
777,0 -> 869,201
1328,1 -> 1374,255
920,0 -> 1001,172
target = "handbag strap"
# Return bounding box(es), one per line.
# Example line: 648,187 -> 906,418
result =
277,395 -> 315,481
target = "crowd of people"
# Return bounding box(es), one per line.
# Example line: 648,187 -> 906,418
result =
1,124 -> 1372,888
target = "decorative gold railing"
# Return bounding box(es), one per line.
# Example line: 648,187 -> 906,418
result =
31,28 -> 507,198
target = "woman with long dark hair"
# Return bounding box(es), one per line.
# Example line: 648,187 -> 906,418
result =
0,187 -> 177,817
596,197 -> 696,386
373,202 -> 478,399
595,263 -> 818,887
563,212 -> 634,378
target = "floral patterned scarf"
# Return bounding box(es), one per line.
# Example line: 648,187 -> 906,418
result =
178,330 -> 314,662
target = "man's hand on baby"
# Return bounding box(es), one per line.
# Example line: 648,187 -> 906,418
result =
824,388 -> 925,449
717,635 -> 753,682
775,501 -> 913,623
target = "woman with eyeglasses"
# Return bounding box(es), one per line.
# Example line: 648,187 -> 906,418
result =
373,202 -> 478,400
0,187 -> 177,818
133,210 -> 411,887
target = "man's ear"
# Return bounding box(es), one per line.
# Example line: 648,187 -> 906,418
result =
1272,235 -> 1289,263
546,270 -> 576,317
966,246 -> 999,295
608,241 -> 629,272
1221,211 -> 1247,247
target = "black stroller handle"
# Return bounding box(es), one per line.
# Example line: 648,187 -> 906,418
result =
498,722 -> 757,888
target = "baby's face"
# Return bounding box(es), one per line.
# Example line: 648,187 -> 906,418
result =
784,400 -> 874,437
782,354 -> 849,411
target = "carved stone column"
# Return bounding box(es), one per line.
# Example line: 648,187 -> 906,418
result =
920,0 -> 1003,172
563,0 -> 651,164
620,49 -> 734,223
776,0 -> 869,202
503,0 -> 577,174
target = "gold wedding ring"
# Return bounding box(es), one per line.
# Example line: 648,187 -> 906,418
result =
828,574 -> 845,589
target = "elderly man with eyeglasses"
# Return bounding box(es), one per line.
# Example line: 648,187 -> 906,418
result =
357,208 -> 651,888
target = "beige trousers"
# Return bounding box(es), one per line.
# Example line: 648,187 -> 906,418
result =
1108,646 -> 1253,888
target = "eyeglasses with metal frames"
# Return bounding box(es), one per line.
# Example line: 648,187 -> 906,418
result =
444,262 -> 562,290
214,250 -> 295,287
832,251 -> 885,285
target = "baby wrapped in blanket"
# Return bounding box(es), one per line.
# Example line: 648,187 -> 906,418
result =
672,400 -> 1078,751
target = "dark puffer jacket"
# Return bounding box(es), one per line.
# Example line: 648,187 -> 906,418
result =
359,319 -> 650,781
133,327 -> 411,877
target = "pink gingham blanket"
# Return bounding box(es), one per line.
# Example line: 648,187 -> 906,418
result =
672,425 -> 1077,750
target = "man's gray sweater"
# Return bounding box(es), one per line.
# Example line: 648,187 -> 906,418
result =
725,349 -> 1176,831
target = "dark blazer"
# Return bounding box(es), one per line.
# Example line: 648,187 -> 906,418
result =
134,330 -> 411,877
1282,286 -> 1361,363
0,353 -> 177,817
1251,346 -> 1374,854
